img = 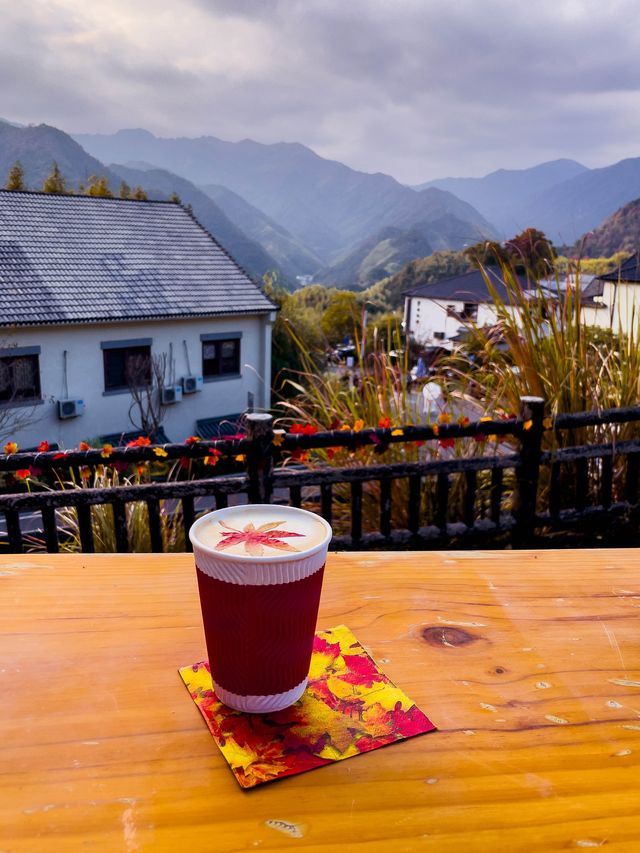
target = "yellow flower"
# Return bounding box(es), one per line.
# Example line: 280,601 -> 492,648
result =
437,411 -> 452,424
101,443 -> 113,458
353,419 -> 364,432
391,428 -> 404,436
235,454 -> 246,463
153,447 -> 169,457
523,420 -> 533,431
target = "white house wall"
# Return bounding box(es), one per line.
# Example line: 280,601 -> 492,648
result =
406,297 -> 499,346
0,314 -> 272,448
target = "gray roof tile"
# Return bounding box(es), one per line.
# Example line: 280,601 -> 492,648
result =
0,191 -> 276,326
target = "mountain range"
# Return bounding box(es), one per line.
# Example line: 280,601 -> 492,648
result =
2,120 -> 640,289
75,129 -> 495,271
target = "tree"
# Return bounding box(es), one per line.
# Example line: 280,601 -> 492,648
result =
42,162 -> 67,194
505,228 -> 556,277
119,181 -> 131,199
320,291 -> 363,346
5,161 -> 25,191
131,186 -> 148,200
126,352 -> 170,439
85,175 -> 113,198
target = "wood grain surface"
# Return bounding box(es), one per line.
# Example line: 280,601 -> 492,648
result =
2,550 -> 640,852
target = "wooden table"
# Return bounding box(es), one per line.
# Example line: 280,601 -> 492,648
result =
3,551 -> 640,852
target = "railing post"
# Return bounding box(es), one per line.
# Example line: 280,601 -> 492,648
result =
513,396 -> 545,547
245,413 -> 274,504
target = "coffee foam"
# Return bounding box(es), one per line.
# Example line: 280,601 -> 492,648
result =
194,505 -> 328,558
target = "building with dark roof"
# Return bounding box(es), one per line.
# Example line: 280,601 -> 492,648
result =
404,268 -> 606,348
403,269 -> 519,347
591,252 -> 640,332
0,190 -> 277,446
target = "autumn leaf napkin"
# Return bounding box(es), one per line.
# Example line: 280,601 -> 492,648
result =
179,624 -> 436,788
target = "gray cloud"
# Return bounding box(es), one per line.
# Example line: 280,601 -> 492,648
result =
3,0 -> 640,182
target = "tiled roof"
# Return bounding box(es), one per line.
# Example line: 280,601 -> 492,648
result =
403,269 -> 527,303
0,190 -> 276,326
597,252 -> 640,283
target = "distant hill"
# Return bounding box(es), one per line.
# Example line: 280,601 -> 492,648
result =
201,183 -> 323,280
513,158 -> 640,245
74,129 -> 497,265
419,159 -> 588,237
575,197 -> 640,257
320,212 -> 486,288
109,164 -> 281,281
0,121 -> 122,190
320,225 -> 433,288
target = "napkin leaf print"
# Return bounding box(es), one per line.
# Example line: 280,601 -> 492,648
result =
216,519 -> 304,555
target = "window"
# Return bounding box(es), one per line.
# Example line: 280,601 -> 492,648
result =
101,338 -> 152,392
201,333 -> 241,380
433,331 -> 446,341
462,303 -> 478,321
0,347 -> 41,403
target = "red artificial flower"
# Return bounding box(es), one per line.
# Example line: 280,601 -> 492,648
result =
378,417 -> 391,429
185,435 -> 200,446
37,440 -> 50,453
290,423 -> 318,436
438,437 -> 456,449
79,441 -> 90,451
15,468 -> 30,480
204,448 -> 223,466
127,436 -> 151,447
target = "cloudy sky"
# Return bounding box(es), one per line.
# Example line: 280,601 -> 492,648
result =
2,0 -> 640,183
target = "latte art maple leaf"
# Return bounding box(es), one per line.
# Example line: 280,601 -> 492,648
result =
215,520 -> 305,556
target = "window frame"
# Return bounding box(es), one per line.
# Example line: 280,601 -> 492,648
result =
200,332 -> 242,382
101,338 -> 153,395
0,345 -> 42,406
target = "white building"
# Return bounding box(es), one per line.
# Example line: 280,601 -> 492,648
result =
0,191 -> 276,448
404,268 -> 608,348
403,269 -> 513,347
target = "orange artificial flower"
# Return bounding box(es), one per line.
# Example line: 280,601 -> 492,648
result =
353,419 -> 364,432
185,435 -> 200,446
437,411 -> 452,425
79,441 -> 90,451
4,441 -> 18,454
101,443 -> 113,458
272,431 -> 285,446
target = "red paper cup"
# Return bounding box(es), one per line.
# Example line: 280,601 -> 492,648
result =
189,504 -> 332,713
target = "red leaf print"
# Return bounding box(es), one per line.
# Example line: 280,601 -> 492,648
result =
215,519 -> 304,555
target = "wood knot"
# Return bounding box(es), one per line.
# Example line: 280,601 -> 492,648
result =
422,626 -> 479,647
494,666 -> 506,675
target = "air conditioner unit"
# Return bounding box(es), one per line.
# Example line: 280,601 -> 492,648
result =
161,385 -> 183,405
58,399 -> 85,420
181,375 -> 203,394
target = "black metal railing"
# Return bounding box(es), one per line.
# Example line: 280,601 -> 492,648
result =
2,397 -> 640,553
